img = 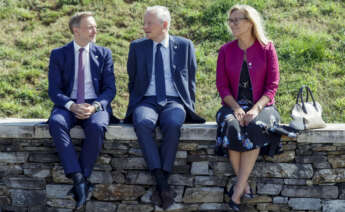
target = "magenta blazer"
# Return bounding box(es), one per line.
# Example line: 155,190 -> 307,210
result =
216,39 -> 280,106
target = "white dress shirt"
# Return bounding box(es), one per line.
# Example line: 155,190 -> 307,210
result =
65,41 -> 97,110
144,35 -> 179,97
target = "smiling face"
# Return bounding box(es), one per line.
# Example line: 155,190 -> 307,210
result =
143,11 -> 168,42
73,16 -> 97,47
228,10 -> 253,39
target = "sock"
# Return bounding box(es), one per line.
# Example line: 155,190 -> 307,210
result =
71,172 -> 85,185
152,169 -> 169,192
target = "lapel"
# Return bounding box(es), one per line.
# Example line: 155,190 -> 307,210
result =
145,39 -> 154,80
66,42 -> 75,93
89,43 -> 100,91
89,42 -> 99,77
169,35 -> 177,74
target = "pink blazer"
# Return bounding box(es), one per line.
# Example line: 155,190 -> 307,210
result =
216,39 -> 280,106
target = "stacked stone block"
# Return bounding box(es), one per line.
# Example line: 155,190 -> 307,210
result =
0,120 -> 344,211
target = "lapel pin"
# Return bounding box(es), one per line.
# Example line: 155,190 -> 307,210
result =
173,65 -> 176,69
174,45 -> 178,49
95,55 -> 99,59
248,62 -> 252,69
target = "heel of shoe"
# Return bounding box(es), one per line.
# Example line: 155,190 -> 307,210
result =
228,198 -> 240,211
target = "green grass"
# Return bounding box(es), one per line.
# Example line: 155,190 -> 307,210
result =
0,0 -> 344,122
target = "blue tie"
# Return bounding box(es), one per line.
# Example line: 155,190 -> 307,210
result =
155,44 -> 167,106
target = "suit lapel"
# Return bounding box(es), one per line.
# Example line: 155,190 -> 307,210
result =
89,43 -> 99,75
146,39 -> 154,80
66,42 -> 75,94
169,36 -> 177,75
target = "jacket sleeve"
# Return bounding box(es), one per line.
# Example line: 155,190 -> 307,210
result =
127,42 -> 136,94
263,42 -> 280,101
48,49 -> 72,107
188,40 -> 197,109
95,48 -> 116,109
216,46 -> 232,99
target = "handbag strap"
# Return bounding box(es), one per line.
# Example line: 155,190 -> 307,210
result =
296,85 -> 318,113
305,86 -> 318,111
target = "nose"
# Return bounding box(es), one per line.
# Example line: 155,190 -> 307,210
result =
143,24 -> 148,31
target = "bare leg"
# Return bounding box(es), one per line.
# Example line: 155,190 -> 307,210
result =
232,148 -> 260,203
228,150 -> 241,175
228,150 -> 252,201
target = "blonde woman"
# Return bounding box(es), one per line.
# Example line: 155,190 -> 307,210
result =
215,5 -> 281,211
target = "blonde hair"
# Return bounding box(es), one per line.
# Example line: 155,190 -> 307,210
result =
228,4 -> 270,45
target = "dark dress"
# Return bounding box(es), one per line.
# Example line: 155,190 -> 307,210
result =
215,61 -> 282,156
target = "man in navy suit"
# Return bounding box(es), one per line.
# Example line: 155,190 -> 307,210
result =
124,6 -> 205,209
48,12 -> 116,209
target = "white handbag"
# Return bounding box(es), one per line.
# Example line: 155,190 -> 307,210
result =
290,86 -> 326,130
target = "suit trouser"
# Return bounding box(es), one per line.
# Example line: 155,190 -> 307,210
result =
48,100 -> 109,178
133,96 -> 186,172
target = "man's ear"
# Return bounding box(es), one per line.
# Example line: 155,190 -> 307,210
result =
72,26 -> 79,35
163,21 -> 169,30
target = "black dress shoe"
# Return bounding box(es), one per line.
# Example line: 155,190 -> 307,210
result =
74,181 -> 88,210
67,180 -> 94,201
150,188 -> 162,206
160,189 -> 175,210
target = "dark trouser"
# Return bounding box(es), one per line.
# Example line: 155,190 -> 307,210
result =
48,100 -> 109,178
133,96 -> 186,172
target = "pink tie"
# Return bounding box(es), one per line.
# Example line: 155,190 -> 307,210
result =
76,48 -> 85,104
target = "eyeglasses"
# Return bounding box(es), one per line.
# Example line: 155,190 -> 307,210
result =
228,17 -> 248,25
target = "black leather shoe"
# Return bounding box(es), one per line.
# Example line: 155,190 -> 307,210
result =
160,190 -> 175,210
150,188 -> 162,206
67,180 -> 94,201
74,181 -> 88,210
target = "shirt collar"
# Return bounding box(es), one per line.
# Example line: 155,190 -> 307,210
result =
153,35 -> 169,49
73,41 -> 90,53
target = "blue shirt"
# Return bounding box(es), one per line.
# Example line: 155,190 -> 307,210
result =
144,35 -> 179,97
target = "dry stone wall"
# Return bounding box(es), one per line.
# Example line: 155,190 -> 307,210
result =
0,119 -> 345,212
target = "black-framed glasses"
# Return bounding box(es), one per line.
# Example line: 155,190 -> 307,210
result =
228,17 -> 248,24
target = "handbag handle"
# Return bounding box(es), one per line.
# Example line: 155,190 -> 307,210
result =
296,85 -> 318,113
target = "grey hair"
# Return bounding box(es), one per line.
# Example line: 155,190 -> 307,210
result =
146,5 -> 171,29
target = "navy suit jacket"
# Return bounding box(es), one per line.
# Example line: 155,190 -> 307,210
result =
124,36 -> 205,123
48,41 -> 118,122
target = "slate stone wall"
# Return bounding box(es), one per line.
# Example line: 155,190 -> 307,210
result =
0,122 -> 345,212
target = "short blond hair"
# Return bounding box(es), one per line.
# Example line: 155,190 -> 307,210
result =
69,11 -> 94,34
228,5 -> 270,45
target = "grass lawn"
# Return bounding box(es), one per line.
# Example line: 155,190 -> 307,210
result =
0,0 -> 344,123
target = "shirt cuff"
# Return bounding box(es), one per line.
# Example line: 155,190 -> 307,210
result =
65,101 -> 74,111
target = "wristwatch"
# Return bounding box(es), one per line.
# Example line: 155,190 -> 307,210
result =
92,102 -> 103,112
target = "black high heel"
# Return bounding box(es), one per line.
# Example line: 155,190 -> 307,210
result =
243,186 -> 254,199
228,185 -> 240,211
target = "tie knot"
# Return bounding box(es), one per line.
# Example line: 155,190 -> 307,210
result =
157,43 -> 162,49
79,48 -> 85,53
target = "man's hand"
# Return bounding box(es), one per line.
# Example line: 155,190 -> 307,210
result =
70,103 -> 96,119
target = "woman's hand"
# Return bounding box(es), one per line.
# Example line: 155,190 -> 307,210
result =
234,107 -> 246,126
243,107 -> 260,126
